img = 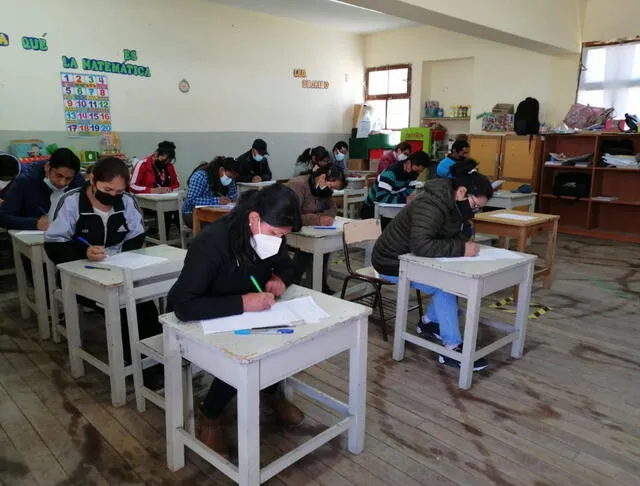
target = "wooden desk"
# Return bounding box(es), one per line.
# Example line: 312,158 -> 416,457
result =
134,193 -> 182,246
161,285 -> 371,485
58,245 -> 186,406
236,181 -> 277,194
192,205 -> 233,236
10,230 -> 49,339
393,247 -> 536,389
473,209 -> 559,288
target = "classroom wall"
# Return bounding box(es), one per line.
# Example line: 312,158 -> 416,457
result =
583,0 -> 640,42
0,0 -> 365,180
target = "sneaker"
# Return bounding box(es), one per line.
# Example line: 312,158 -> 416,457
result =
196,408 -> 230,459
264,396 -> 305,426
417,320 -> 441,340
438,345 -> 488,371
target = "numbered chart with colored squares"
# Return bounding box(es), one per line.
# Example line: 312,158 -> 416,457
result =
60,72 -> 112,136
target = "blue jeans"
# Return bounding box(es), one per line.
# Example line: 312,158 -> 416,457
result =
382,275 -> 462,347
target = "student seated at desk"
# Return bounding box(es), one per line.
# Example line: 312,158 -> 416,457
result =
360,151 -> 431,221
331,141 -> 349,170
236,138 -> 272,183
45,156 -> 163,385
0,152 -> 27,203
375,141 -> 412,176
167,184 -> 303,457
292,146 -> 331,177
182,156 -> 240,228
372,160 -> 493,371
129,141 -> 180,194
436,139 -> 469,178
288,164 -> 345,294
0,148 -> 84,230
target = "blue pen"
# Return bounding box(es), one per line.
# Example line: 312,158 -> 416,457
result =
314,226 -> 336,230
38,206 -> 48,216
234,328 -> 294,335
77,236 -> 91,246
85,265 -> 111,271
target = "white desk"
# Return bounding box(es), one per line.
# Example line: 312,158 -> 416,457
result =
161,285 -> 371,485
134,193 -> 182,246
237,181 -> 277,193
392,247 -> 536,389
9,230 -> 49,339
487,191 -> 537,212
373,202 -> 405,220
58,245 -> 186,406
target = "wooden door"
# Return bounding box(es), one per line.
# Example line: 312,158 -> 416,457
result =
468,135 -> 502,179
501,135 -> 542,189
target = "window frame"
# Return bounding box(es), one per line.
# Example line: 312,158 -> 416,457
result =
365,63 -> 412,130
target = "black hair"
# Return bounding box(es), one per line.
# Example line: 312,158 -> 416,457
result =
0,152 -> 20,180
189,156 -> 241,197
407,151 -> 432,168
297,146 -> 330,164
49,148 -> 80,173
395,142 -> 412,153
450,159 -> 493,199
226,183 -> 302,265
85,164 -> 94,175
451,140 -> 470,153
333,141 -> 348,152
187,161 -> 209,185
312,163 -> 346,188
157,140 -> 176,159
92,156 -> 130,186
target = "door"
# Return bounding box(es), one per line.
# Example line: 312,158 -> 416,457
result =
468,135 -> 502,179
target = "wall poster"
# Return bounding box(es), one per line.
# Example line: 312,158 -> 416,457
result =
60,72 -> 112,136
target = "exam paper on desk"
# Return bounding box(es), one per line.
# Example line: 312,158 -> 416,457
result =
200,295 -> 329,334
101,252 -> 168,269
435,247 -> 523,262
14,230 -> 45,235
490,212 -> 537,221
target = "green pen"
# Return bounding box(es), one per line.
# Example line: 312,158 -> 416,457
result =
250,275 -> 263,293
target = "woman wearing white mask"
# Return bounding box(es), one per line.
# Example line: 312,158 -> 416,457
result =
375,141 -> 413,176
167,183 -> 304,457
331,141 -> 349,170
182,156 -> 240,228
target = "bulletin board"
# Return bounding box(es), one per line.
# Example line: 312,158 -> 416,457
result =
60,72 -> 112,136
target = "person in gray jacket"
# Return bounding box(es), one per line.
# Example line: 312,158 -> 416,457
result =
372,160 -> 494,371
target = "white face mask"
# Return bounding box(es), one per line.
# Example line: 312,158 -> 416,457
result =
0,180 -> 10,190
397,153 -> 408,162
220,174 -> 232,186
250,220 -> 282,260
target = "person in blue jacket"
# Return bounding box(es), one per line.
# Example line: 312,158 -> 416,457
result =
0,148 -> 84,230
436,140 -> 470,178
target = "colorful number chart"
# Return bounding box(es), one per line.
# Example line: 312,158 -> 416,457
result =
60,72 -> 112,136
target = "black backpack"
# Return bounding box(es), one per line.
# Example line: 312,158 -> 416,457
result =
514,97 -> 540,135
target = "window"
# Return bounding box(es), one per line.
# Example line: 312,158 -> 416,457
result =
365,64 -> 411,129
577,41 -> 640,116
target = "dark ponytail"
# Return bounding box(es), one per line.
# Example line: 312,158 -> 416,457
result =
450,159 -> 494,199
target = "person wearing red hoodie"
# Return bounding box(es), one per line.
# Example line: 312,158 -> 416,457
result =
375,141 -> 412,176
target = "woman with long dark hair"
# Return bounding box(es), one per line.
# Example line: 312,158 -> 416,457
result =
292,146 -> 331,176
167,183 -> 303,457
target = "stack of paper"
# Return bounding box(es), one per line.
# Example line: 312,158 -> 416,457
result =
602,153 -> 639,168
102,253 -> 169,269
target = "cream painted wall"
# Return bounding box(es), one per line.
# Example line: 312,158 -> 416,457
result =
421,58 -> 474,114
583,0 -> 640,42
0,0 -> 364,134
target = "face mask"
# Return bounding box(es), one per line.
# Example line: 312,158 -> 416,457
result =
456,199 -> 475,221
251,220 -> 282,260
397,153 -> 408,162
409,171 -> 419,179
253,154 -> 264,162
94,188 -> 123,206
335,152 -> 345,162
220,174 -> 233,186
43,177 -> 56,190
0,180 -> 10,190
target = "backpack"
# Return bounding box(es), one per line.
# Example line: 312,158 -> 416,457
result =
552,172 -> 591,199
514,97 -> 540,136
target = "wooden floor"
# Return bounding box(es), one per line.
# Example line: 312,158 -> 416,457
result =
1,234 -> 639,485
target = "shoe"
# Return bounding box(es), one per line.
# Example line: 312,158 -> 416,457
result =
417,320 -> 441,340
438,345 -> 488,371
142,364 -> 165,391
195,408 -> 230,459
265,396 -> 305,426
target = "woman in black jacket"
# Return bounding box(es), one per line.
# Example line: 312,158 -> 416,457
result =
167,183 -> 303,457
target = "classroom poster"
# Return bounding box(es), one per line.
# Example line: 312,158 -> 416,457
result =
60,72 -> 112,136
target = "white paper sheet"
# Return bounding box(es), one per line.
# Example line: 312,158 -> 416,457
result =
378,203 -> 406,208
200,295 -> 329,334
102,252 -> 168,269
14,230 -> 45,235
490,212 -> 537,221
491,180 -> 505,190
435,247 -> 524,262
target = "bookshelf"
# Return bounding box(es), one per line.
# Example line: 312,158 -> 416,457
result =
539,133 -> 640,243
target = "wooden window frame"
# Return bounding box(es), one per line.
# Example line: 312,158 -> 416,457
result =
365,63 -> 412,130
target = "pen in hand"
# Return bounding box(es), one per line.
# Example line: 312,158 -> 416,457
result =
250,275 -> 263,293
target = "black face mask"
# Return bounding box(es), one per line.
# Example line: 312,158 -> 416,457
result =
94,189 -> 123,206
456,199 -> 474,221
409,171 -> 420,179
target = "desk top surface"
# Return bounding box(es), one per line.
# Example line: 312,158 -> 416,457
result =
194,205 -> 234,214
159,285 -> 371,363
57,245 -> 186,287
399,245 -> 536,279
489,191 -> 538,200
474,209 -> 559,226
134,192 -> 181,201
9,230 -> 45,246
237,181 -> 277,188
294,216 -> 352,238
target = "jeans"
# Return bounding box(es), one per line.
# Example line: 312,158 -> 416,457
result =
292,251 -> 330,290
381,274 -> 462,347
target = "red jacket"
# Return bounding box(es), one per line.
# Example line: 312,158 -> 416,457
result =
375,150 -> 396,176
129,155 -> 180,194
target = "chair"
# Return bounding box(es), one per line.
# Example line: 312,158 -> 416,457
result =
342,188 -> 367,219
176,189 -> 190,249
339,219 -> 423,341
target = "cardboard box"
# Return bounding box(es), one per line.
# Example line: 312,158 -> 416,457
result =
352,104 -> 364,128
348,158 -> 369,171
369,159 -> 380,173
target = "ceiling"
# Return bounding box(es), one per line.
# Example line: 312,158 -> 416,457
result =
207,0 -> 419,34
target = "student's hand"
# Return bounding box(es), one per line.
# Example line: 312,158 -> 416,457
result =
251,176 -> 262,183
319,215 -> 334,226
464,242 -> 480,257
219,197 -> 231,205
87,245 -> 107,262
242,292 -> 276,312
36,216 -> 49,231
265,275 -> 286,297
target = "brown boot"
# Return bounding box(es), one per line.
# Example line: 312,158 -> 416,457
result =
196,409 -> 230,459
265,396 -> 304,426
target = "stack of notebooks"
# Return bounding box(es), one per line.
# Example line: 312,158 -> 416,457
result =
601,153 -> 640,169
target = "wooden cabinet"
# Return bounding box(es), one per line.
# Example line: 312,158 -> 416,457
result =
468,134 -> 543,191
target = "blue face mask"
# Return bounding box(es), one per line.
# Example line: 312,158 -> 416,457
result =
43,177 -> 55,190
335,152 -> 345,162
220,174 -> 232,186
253,154 -> 264,162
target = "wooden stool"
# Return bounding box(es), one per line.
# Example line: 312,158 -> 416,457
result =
473,210 -> 560,289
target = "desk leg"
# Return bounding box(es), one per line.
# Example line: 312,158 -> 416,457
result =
392,260 -> 410,361
13,243 -> 30,320
512,262 -> 534,359
61,273 -> 84,378
543,219 -> 558,289
458,280 -> 483,390
237,363 -> 260,486
312,249 -> 323,292
165,328 -> 186,471
104,288 -> 126,407
157,210 -> 167,245
348,315 -> 368,454
30,247 -> 50,340
193,211 -> 201,236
